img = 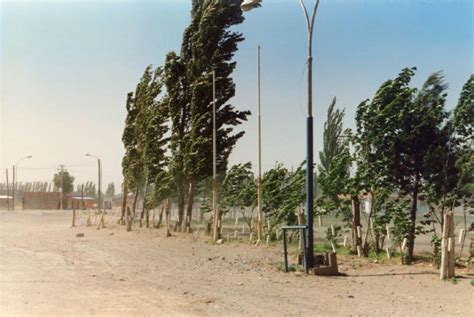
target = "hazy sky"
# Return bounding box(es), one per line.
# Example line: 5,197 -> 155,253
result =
1,0 -> 472,189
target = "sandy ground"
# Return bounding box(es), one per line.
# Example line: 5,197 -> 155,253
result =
0,210 -> 472,317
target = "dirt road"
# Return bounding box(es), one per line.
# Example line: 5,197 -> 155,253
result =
0,210 -> 472,316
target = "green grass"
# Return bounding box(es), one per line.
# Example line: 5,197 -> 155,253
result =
450,278 -> 458,285
470,279 -> 474,287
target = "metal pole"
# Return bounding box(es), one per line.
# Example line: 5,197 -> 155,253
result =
256,45 -> 263,242
12,165 -> 15,211
6,169 -> 9,211
212,70 -> 219,241
60,165 -> 64,210
300,0 -> 320,269
98,158 -> 101,213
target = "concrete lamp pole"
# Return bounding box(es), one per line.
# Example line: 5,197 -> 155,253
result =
12,155 -> 32,211
85,153 -> 102,213
59,164 -> 65,210
211,70 -> 220,241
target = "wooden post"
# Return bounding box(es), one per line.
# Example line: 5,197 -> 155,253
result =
356,226 -> 362,239
401,238 -> 407,251
343,236 -> 348,247
86,210 -> 92,227
386,225 -> 391,240
386,247 -> 391,259
266,235 -> 270,244
458,229 -> 465,244
234,230 -> 238,239
331,224 -> 335,236
242,224 -> 245,234
71,208 -> 76,227
318,214 -> 322,227
249,232 -> 254,242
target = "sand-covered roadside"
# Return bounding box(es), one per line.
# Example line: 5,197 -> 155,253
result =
0,210 -> 472,316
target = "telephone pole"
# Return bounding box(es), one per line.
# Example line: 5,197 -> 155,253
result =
59,165 -> 65,210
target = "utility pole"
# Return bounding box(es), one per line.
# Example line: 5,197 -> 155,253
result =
59,165 -> 65,210
12,165 -> 15,211
6,169 -> 10,211
212,70 -> 220,241
13,155 -> 32,211
256,45 -> 263,242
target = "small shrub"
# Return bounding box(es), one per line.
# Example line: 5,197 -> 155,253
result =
470,279 -> 474,287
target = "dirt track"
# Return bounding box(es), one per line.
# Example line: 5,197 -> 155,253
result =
0,210 -> 472,316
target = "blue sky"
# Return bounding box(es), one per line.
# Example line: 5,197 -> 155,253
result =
1,0 -> 472,187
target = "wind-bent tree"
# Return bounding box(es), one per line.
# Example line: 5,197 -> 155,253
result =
262,163 -> 306,236
221,162 -> 256,230
319,97 -> 345,173
165,0 -> 251,235
121,66 -> 166,225
356,68 -> 449,261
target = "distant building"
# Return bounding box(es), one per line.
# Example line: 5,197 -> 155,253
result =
23,192 -> 61,210
0,195 -> 13,210
67,192 -> 96,209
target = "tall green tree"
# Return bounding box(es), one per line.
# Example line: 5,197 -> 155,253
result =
319,97 -> 345,173
221,162 -> 256,228
356,68 -> 449,261
121,66 -> 166,222
105,183 -> 115,198
165,0 -> 252,232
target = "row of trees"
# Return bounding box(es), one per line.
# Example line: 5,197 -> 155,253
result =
0,170 -> 113,202
317,70 -> 473,262
120,0 -> 253,236
118,1 -> 472,263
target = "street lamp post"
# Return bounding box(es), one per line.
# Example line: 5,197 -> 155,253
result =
59,164 -> 65,210
256,45 -> 263,242
12,155 -> 32,211
85,153 -> 102,213
300,0 -> 320,269
242,0 -> 321,267
211,70 -> 220,241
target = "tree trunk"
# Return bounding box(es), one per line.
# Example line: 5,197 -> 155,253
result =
155,205 -> 165,229
184,181 -> 196,232
131,186 -> 139,220
126,206 -> 132,232
119,183 -> 127,225
351,197 -> 362,253
175,184 -> 186,231
145,209 -> 150,228
165,199 -> 172,237
407,178 -> 419,262
139,181 -> 148,228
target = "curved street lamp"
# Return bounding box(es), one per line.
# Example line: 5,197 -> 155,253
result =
12,155 -> 32,211
240,0 -> 320,268
85,153 -> 102,212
